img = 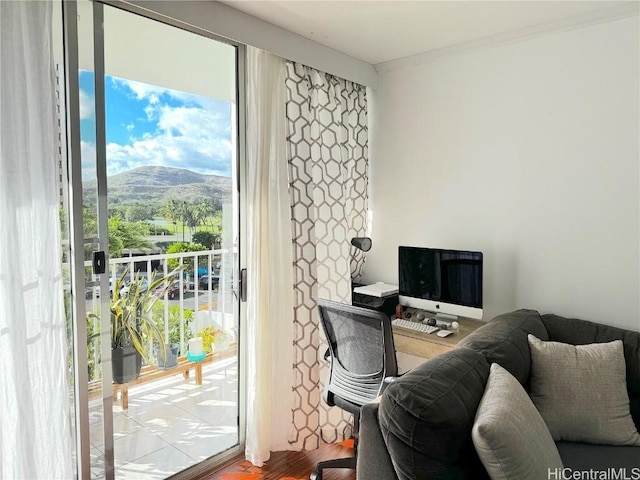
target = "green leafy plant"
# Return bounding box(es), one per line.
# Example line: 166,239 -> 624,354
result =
151,304 -> 194,351
166,242 -> 208,271
197,326 -> 229,353
88,267 -> 183,363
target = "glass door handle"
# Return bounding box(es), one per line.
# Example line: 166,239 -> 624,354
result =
237,268 -> 247,302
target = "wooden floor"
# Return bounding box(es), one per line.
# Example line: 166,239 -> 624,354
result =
197,441 -> 357,480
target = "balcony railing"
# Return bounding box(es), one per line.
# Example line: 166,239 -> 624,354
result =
83,248 -> 237,383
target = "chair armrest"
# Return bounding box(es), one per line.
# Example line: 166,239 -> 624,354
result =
381,373 -> 405,394
383,373 -> 405,385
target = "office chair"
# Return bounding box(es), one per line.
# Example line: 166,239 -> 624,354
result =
310,299 -> 398,480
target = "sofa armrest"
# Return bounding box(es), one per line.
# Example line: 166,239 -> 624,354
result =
357,403 -> 398,480
379,348 -> 491,480
457,309 -> 547,384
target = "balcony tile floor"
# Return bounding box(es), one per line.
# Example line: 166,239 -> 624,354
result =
89,357 -> 238,479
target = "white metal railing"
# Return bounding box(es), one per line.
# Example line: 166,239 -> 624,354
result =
83,248 -> 237,380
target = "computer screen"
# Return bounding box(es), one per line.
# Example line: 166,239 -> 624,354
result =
398,246 -> 483,320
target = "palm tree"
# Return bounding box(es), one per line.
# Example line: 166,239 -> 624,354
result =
163,199 -> 180,233
195,198 -> 213,231
107,216 -> 152,258
180,202 -> 199,241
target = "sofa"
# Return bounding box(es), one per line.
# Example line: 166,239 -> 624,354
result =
356,309 -> 640,479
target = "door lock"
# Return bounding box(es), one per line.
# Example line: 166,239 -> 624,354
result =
92,251 -> 106,274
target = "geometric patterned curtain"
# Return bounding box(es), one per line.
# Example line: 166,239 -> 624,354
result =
284,61 -> 369,449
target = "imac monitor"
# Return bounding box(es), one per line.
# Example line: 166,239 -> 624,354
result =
398,246 -> 483,320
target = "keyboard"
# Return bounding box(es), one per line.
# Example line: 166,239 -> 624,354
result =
392,318 -> 438,334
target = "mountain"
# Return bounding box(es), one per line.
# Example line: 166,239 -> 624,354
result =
84,166 -> 232,205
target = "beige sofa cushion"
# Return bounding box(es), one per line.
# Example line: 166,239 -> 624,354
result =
472,363 -> 563,480
528,335 -> 640,446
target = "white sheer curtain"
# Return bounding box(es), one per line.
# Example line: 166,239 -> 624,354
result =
0,2 -> 73,478
245,46 -> 296,466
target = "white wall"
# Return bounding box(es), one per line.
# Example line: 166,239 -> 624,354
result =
365,17 -> 640,330
122,0 -> 377,88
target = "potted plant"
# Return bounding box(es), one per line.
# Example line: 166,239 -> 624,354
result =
154,342 -> 179,371
198,326 -> 231,354
90,267 -> 181,383
151,304 -> 194,370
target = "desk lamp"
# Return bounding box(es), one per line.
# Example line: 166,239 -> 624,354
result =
351,237 -> 372,252
350,237 -> 372,290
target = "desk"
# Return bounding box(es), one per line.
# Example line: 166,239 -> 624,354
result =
392,314 -> 484,372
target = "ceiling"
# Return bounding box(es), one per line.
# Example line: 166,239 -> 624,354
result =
219,1 -> 637,66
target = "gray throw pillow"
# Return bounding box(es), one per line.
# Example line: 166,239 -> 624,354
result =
472,363 -> 563,480
528,335 -> 640,446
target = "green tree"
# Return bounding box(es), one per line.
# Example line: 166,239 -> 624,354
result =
192,231 -> 217,249
108,216 -> 153,258
80,206 -> 154,259
83,205 -> 97,238
163,199 -> 180,233
81,205 -> 99,262
195,198 -> 213,231
210,210 -> 223,232
166,242 -> 208,271
125,203 -> 151,222
180,203 -> 199,238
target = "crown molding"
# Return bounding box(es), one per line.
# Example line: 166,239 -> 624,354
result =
375,2 -> 640,74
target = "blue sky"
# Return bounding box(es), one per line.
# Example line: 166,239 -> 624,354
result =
79,71 -> 232,178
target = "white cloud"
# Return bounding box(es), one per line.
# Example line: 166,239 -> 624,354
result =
79,90 -> 94,120
106,104 -> 232,177
113,77 -> 223,110
144,104 -> 158,121
114,78 -> 166,102
105,77 -> 233,177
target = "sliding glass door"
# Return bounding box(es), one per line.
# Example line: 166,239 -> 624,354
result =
61,1 -> 244,477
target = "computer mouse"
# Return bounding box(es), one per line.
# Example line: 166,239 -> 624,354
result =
437,329 -> 454,338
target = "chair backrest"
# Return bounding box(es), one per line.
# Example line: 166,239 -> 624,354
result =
317,299 -> 398,408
